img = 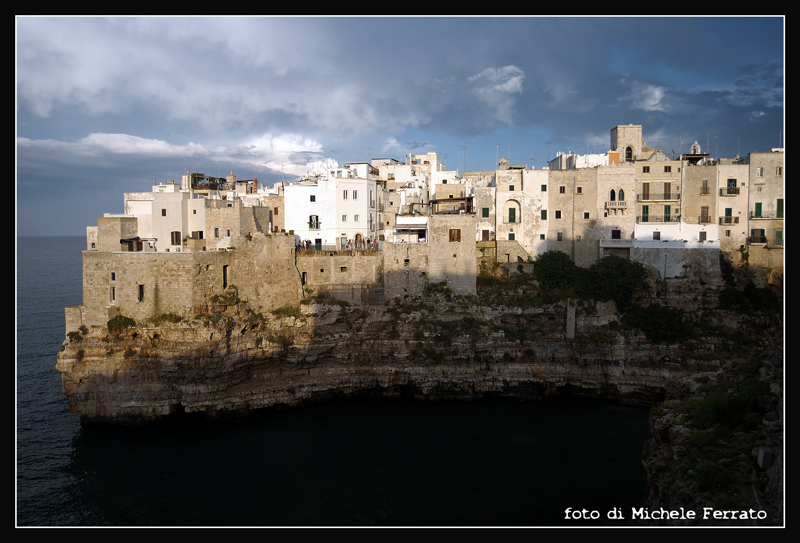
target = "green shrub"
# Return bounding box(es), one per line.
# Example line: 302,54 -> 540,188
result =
272,306 -> 301,319
534,250 -> 578,294
621,304 -> 690,343
153,313 -> 182,325
107,315 -> 136,333
578,255 -> 649,312
691,460 -> 732,492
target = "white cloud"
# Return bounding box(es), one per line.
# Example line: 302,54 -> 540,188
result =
467,65 -> 525,123
620,81 -> 669,112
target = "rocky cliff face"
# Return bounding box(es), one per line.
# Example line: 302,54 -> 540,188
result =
57,298 -> 676,423
55,279 -> 783,525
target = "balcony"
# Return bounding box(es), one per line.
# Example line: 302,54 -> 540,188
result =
638,192 -> 680,202
637,215 -> 681,223
720,187 -> 740,196
718,216 -> 740,225
605,200 -> 628,209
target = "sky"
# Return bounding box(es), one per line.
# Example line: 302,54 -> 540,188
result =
16,16 -> 784,237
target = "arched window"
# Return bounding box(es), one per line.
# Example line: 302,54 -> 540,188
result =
618,189 -> 625,202
610,189 -> 616,202
625,147 -> 633,162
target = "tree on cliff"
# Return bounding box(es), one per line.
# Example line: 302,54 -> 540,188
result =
578,255 -> 649,312
533,250 -> 579,299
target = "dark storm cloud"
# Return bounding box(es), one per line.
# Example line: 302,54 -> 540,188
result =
17,16 -> 783,236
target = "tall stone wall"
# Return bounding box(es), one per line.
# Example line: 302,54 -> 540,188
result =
219,233 -> 303,314
296,250 -> 382,288
77,233 -> 302,328
383,242 -> 430,301
81,249 -> 232,325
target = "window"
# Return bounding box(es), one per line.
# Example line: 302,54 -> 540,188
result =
110,286 -> 116,302
343,190 -> 348,199
309,215 -> 320,229
508,233 -> 515,241
643,166 -> 650,173
555,210 -> 562,219
340,267 -> 347,272
214,227 -> 220,238
664,166 -> 672,173
138,285 -> 144,302
700,206 -> 710,223
611,229 -> 621,240
754,203 -> 762,218
559,186 -> 565,194
726,230 -> 731,237
777,167 -> 783,176
540,234 -> 546,240
342,215 -> 347,222
354,214 -> 360,222
583,212 -> 590,220
641,183 -> 650,200
775,230 -> 783,246
110,272 -> 116,281
541,210 -> 547,220
161,209 -> 167,216
756,167 -> 764,177
310,195 -> 316,202
508,208 -> 516,223
653,231 -> 660,240
701,179 -> 709,195
449,229 -> 461,242
482,207 -> 489,218
699,231 -> 707,242
274,207 -> 279,215
576,187 -> 582,194
777,199 -> 783,218
541,185 -> 547,192
557,232 -> 563,241
193,209 -> 197,214
353,190 -> 358,200
171,231 -> 181,245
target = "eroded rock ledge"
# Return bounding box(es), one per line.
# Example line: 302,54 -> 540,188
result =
57,298 -> 718,424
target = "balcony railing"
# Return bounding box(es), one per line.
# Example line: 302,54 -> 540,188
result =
720,187 -> 740,196
747,236 -> 767,245
638,192 -> 680,201
605,200 -> 627,209
637,215 -> 681,223
718,216 -> 740,225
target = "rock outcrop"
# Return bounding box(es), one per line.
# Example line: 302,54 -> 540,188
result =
55,277 -> 783,526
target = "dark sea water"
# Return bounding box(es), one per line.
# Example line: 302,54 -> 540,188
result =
16,236 -> 653,527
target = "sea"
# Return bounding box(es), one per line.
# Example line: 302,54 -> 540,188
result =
16,236 -> 653,528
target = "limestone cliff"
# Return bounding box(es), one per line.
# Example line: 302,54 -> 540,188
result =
56,297 -> 673,423
55,276 -> 783,525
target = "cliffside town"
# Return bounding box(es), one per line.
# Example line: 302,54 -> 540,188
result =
55,123 -> 784,525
